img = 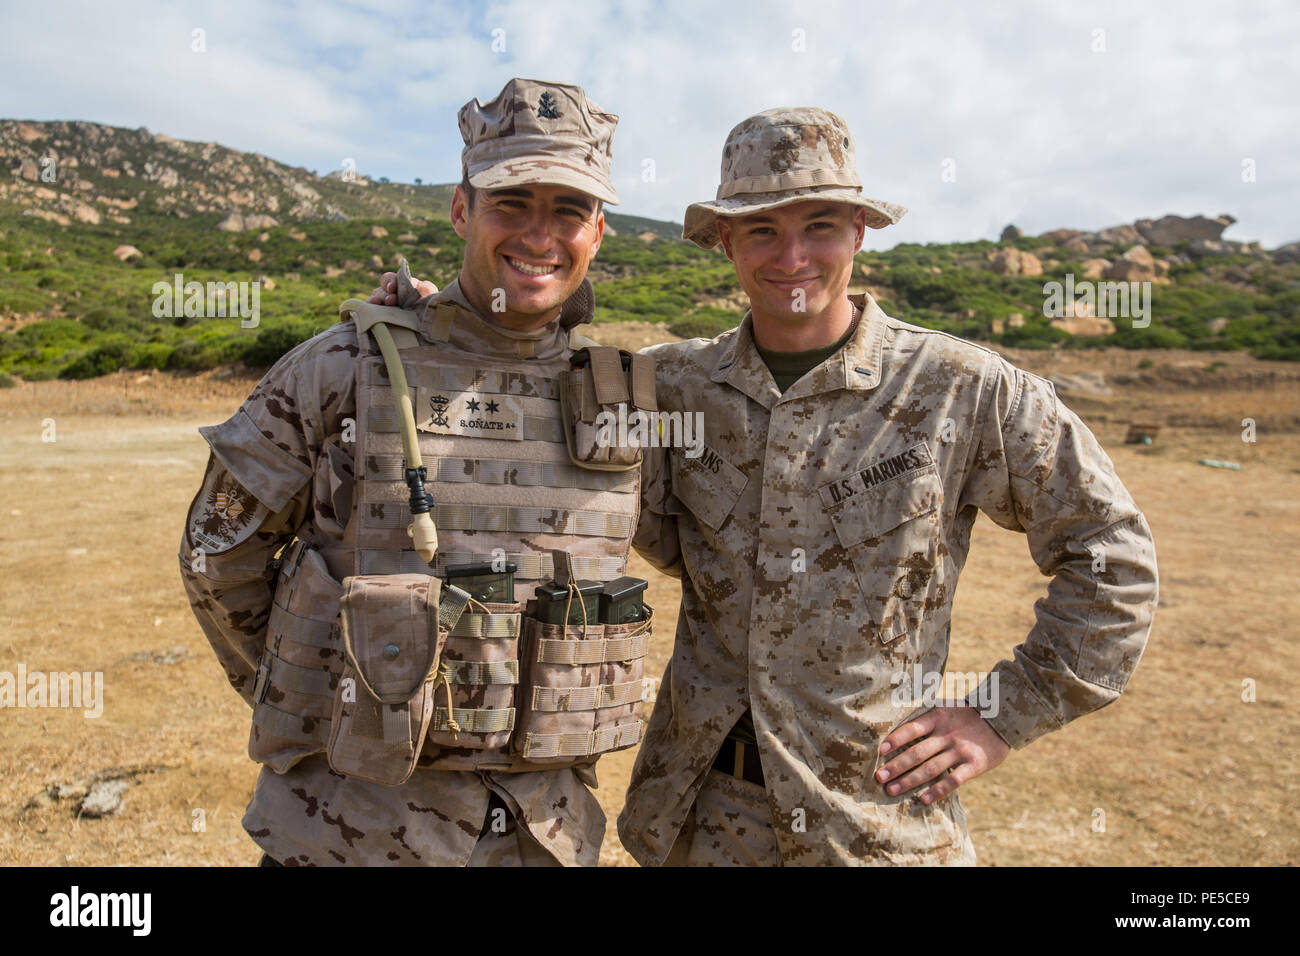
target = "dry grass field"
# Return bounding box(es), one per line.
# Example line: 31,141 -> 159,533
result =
1,333 -> 1297,867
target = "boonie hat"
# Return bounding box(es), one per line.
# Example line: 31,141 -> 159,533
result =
683,107 -> 905,249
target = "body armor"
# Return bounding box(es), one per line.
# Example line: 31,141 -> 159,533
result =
248,289 -> 656,780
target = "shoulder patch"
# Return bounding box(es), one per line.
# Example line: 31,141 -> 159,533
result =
188,459 -> 272,555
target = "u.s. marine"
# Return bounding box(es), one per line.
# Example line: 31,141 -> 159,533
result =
616,107 -> 1158,866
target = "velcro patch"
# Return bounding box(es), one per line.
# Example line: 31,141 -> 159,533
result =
817,443 -> 935,508
188,460 -> 270,554
416,390 -> 524,441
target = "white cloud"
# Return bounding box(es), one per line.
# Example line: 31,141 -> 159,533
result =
1,0 -> 1296,245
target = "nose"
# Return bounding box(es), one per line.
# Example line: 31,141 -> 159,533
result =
772,233 -> 809,274
518,204 -> 556,253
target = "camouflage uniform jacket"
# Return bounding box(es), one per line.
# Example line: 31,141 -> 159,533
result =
618,293 -> 1158,865
179,280 -> 611,866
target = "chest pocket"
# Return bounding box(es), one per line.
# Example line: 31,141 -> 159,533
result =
824,465 -> 944,645
670,447 -> 748,532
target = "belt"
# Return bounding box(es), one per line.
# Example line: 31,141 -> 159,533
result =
712,737 -> 765,786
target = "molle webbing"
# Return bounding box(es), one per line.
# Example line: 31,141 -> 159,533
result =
536,633 -> 650,665
360,502 -> 632,538
362,453 -> 635,493
357,549 -> 625,580
433,706 -> 516,734
530,680 -> 645,712
520,723 -> 644,761
367,359 -> 562,401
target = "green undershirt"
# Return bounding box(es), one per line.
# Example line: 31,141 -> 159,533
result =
727,317 -> 858,748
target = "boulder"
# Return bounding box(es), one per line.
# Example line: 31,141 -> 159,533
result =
243,213 -> 279,230
288,228 -> 307,241
1050,315 -> 1116,336
988,248 -> 1043,277
113,244 -> 142,261
1040,228 -> 1082,244
1097,224 -> 1141,245
397,232 -> 418,242
1135,213 -> 1236,246
216,211 -> 244,232
999,224 -> 1022,241
1187,238 -> 1230,258
1272,241 -> 1300,264
1081,258 -> 1110,280
247,248 -> 263,263
369,225 -> 388,239
1104,245 -> 1156,281
1062,236 -> 1091,255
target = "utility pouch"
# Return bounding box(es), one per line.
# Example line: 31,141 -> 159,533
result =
249,542 -> 344,773
424,600 -> 523,751
512,601 -> 653,766
559,346 -> 657,471
326,573 -> 448,786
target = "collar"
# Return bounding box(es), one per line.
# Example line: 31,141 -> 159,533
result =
709,293 -> 886,408
416,278 -> 570,361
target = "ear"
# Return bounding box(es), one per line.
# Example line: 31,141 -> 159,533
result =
715,217 -> 737,262
450,185 -> 470,240
589,210 -> 606,257
852,207 -> 868,252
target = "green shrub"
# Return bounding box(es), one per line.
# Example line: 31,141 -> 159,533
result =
0,372 -> 15,388
60,338 -> 133,379
242,323 -> 315,367
668,308 -> 741,340
129,342 -> 174,370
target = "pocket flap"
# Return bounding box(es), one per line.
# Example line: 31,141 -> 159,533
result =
339,574 -> 444,704
827,468 -> 942,549
671,449 -> 747,532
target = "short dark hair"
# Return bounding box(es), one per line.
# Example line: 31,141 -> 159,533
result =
459,173 -> 601,218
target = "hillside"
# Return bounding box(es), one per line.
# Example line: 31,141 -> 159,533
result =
2,119 -> 1299,384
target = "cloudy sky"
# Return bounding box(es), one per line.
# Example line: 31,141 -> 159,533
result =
3,0 -> 1297,249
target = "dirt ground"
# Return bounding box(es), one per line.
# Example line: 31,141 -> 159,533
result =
1,337 -> 1297,867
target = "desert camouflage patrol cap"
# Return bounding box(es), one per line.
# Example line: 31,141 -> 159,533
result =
459,78 -> 620,205
683,106 -> 905,249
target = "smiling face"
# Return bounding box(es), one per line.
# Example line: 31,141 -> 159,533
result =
451,182 -> 605,331
716,200 -> 867,341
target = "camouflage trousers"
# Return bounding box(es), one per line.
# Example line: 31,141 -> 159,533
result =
254,791 -> 561,867
664,769 -> 781,866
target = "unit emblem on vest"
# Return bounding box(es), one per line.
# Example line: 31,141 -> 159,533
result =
418,389 -> 525,441
429,393 -> 451,428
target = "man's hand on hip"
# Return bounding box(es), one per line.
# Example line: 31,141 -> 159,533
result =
876,704 -> 1011,805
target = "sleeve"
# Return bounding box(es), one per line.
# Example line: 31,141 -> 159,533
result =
177,331 -> 353,704
179,455 -> 307,706
631,441 -> 683,578
958,358 -> 1158,750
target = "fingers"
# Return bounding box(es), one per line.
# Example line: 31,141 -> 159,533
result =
884,748 -> 961,798
876,734 -> 944,785
879,711 -> 938,755
920,762 -> 976,805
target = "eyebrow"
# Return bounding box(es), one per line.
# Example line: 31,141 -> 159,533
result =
487,188 -> 596,214
739,205 -> 844,226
